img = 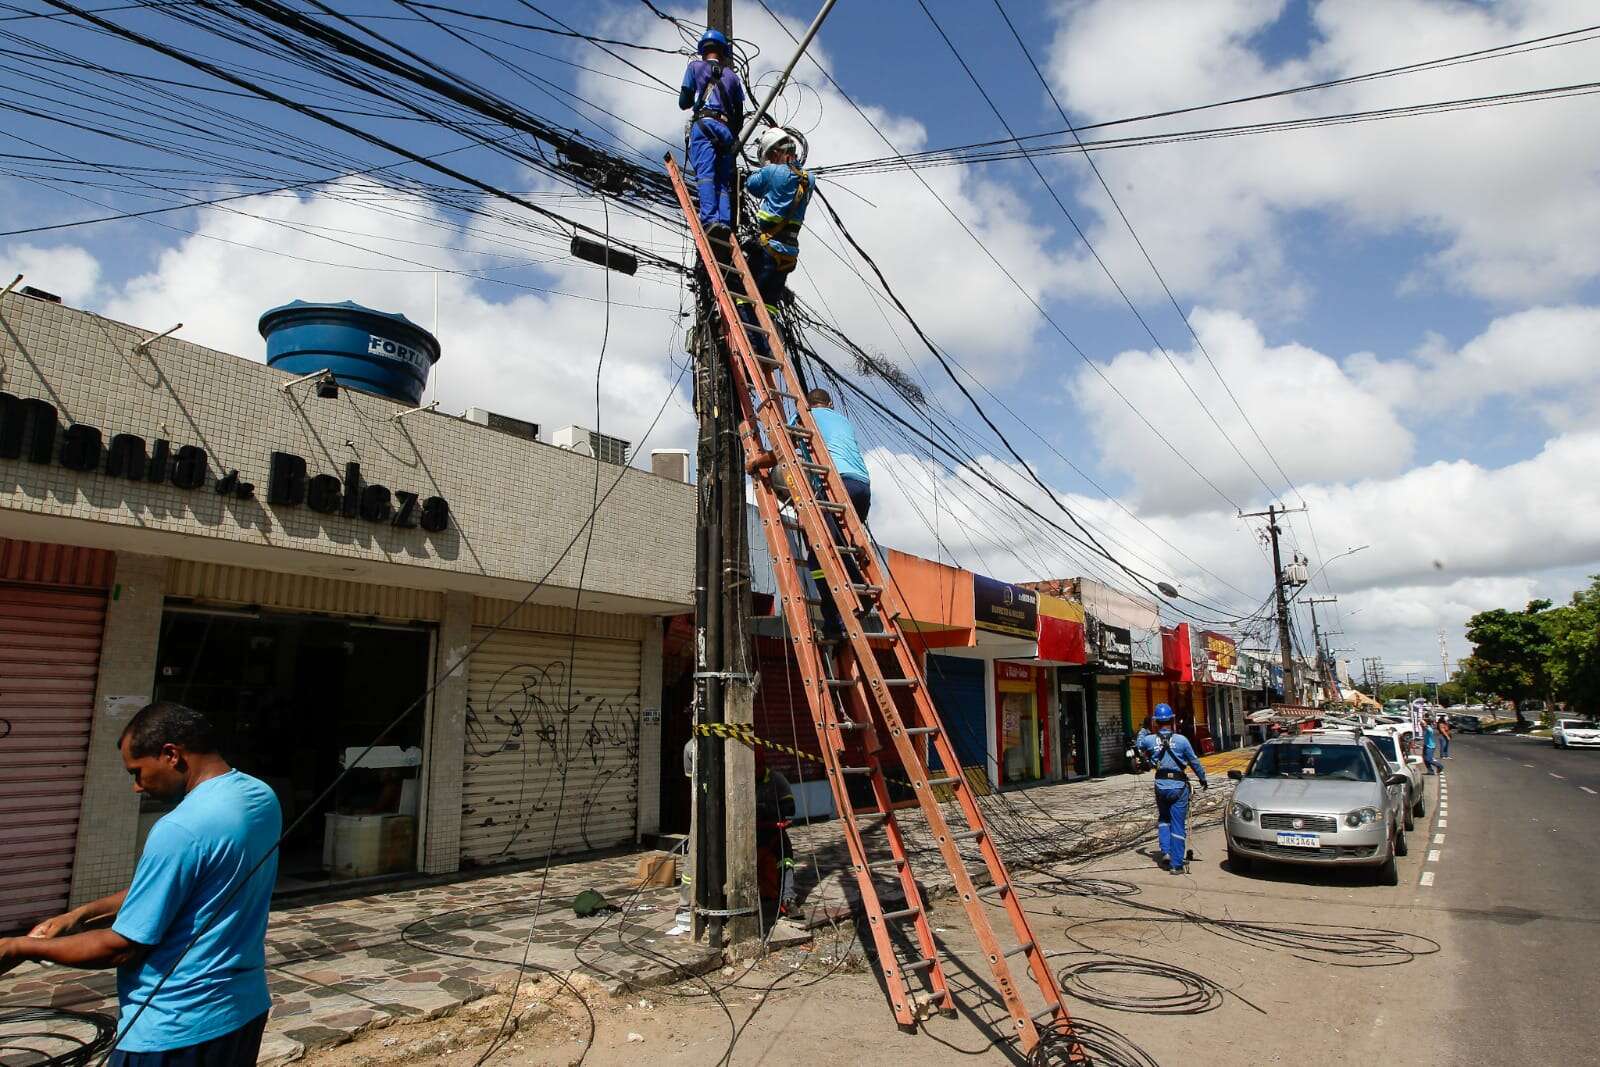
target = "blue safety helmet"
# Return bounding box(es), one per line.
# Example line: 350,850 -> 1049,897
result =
698,28 -> 729,56
1153,703 -> 1175,723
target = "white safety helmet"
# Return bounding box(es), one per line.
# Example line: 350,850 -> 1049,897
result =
755,126 -> 798,163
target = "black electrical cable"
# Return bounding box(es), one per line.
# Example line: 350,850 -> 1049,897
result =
0,1007 -> 116,1067
1053,951 -> 1234,1015
817,22 -> 1600,176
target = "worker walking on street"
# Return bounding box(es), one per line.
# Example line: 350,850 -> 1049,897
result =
1136,703 -> 1208,875
1438,715 -> 1452,758
744,127 -> 812,304
679,29 -> 744,239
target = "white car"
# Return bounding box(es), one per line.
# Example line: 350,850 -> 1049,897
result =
1363,727 -> 1425,829
1553,719 -> 1600,748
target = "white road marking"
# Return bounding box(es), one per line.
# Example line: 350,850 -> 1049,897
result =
1433,834 -> 1445,844
1420,871 -> 1435,886
1523,763 -> 1535,768
1439,820 -> 1448,827
1427,850 -> 1441,862
1582,787 -> 1597,795
1550,773 -> 1566,780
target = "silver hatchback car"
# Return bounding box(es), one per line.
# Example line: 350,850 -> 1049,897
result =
1225,734 -> 1411,885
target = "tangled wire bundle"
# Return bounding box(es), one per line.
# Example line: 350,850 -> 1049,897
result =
1055,952 -> 1228,1015
0,1007 -> 116,1066
1026,1016 -> 1160,1067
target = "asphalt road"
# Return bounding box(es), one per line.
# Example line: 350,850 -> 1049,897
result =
1437,732 -> 1600,1065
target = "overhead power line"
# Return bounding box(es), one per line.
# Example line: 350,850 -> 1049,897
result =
816,21 -> 1600,176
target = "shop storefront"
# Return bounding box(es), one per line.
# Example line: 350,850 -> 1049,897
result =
0,292 -> 692,923
1198,630 -> 1244,752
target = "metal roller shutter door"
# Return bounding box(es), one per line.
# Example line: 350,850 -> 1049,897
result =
1096,687 -> 1124,775
460,627 -> 641,866
0,583 -> 107,931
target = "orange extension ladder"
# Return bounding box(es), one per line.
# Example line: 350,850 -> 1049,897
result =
666,154 -> 1083,1060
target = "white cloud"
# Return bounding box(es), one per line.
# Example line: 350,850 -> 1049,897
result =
1068,308 -> 1412,513
2,243 -> 101,305
1046,0 -> 1600,306
1350,305 -> 1600,427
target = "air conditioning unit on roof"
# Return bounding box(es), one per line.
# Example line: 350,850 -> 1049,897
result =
553,424 -> 631,466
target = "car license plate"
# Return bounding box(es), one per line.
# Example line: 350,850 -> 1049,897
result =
1276,831 -> 1321,849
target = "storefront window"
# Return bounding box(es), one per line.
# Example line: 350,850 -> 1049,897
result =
152,608 -> 432,890
997,663 -> 1043,785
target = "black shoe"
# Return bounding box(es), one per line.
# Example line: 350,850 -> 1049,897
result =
705,222 -> 732,240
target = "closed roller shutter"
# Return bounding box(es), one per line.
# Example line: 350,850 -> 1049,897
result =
460,626 -> 641,866
0,583 -> 107,931
1096,687 -> 1124,775
927,655 -> 987,773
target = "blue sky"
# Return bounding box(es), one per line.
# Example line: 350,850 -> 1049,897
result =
4,0 -> 1600,679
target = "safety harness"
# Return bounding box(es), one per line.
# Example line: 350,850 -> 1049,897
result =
691,61 -> 734,137
755,163 -> 810,273
1151,735 -> 1190,783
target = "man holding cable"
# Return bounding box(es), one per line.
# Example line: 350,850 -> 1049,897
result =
0,701 -> 281,1065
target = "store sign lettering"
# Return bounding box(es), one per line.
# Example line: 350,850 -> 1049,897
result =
1096,622 -> 1133,673
267,453 -> 448,531
973,574 -> 1038,638
0,390 -> 448,532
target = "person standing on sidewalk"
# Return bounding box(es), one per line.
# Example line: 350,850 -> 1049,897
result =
1422,715 -> 1441,774
1438,715 -> 1452,758
1136,704 -> 1209,875
0,702 -> 281,1064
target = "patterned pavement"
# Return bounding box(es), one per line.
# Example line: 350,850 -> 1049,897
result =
0,747 -> 1254,1063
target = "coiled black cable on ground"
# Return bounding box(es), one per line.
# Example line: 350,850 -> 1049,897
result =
1026,1016 -> 1159,1067
1054,952 -> 1234,1016
0,1007 -> 116,1066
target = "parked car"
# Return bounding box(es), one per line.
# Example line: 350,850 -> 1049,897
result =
1225,734 -> 1410,885
1453,714 -> 1484,733
1553,719 -> 1600,748
1362,727 -> 1425,828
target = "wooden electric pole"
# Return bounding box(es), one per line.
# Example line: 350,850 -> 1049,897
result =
1242,504 -> 1305,705
688,0 -> 758,948
1307,596 -> 1339,702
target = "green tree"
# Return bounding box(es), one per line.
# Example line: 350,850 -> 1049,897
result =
1464,600 -> 1554,725
1546,577 -> 1600,715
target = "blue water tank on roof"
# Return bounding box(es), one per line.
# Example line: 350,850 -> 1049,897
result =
259,300 -> 440,406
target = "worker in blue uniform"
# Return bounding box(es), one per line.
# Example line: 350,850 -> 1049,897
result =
678,29 -> 744,238
1136,703 -> 1208,874
744,126 -> 812,304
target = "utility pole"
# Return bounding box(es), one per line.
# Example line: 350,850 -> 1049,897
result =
1307,596 -> 1339,703
1241,504 -> 1305,705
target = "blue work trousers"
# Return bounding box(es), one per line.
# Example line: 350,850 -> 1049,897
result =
1154,778 -> 1191,870
687,117 -> 735,229
1424,747 -> 1439,773
806,476 -> 872,637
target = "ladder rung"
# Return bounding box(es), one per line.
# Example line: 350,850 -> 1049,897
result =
742,321 -> 771,335
781,516 -> 805,530
925,776 -> 960,788
816,501 -> 847,513
768,390 -> 799,403
903,726 -> 937,736
786,425 -> 812,438
850,584 -> 883,597
800,461 -> 829,474
826,678 -> 859,688
838,766 -> 873,775
883,678 -> 919,688
1005,941 -> 1035,959
864,858 -> 907,873
834,718 -> 869,730
833,542 -> 865,555
951,829 -> 985,843
901,958 -> 937,974
881,906 -> 921,922
756,354 -> 781,366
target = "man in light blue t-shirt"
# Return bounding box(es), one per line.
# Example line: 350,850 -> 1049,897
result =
797,388 -> 872,639
0,701 -> 281,1064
